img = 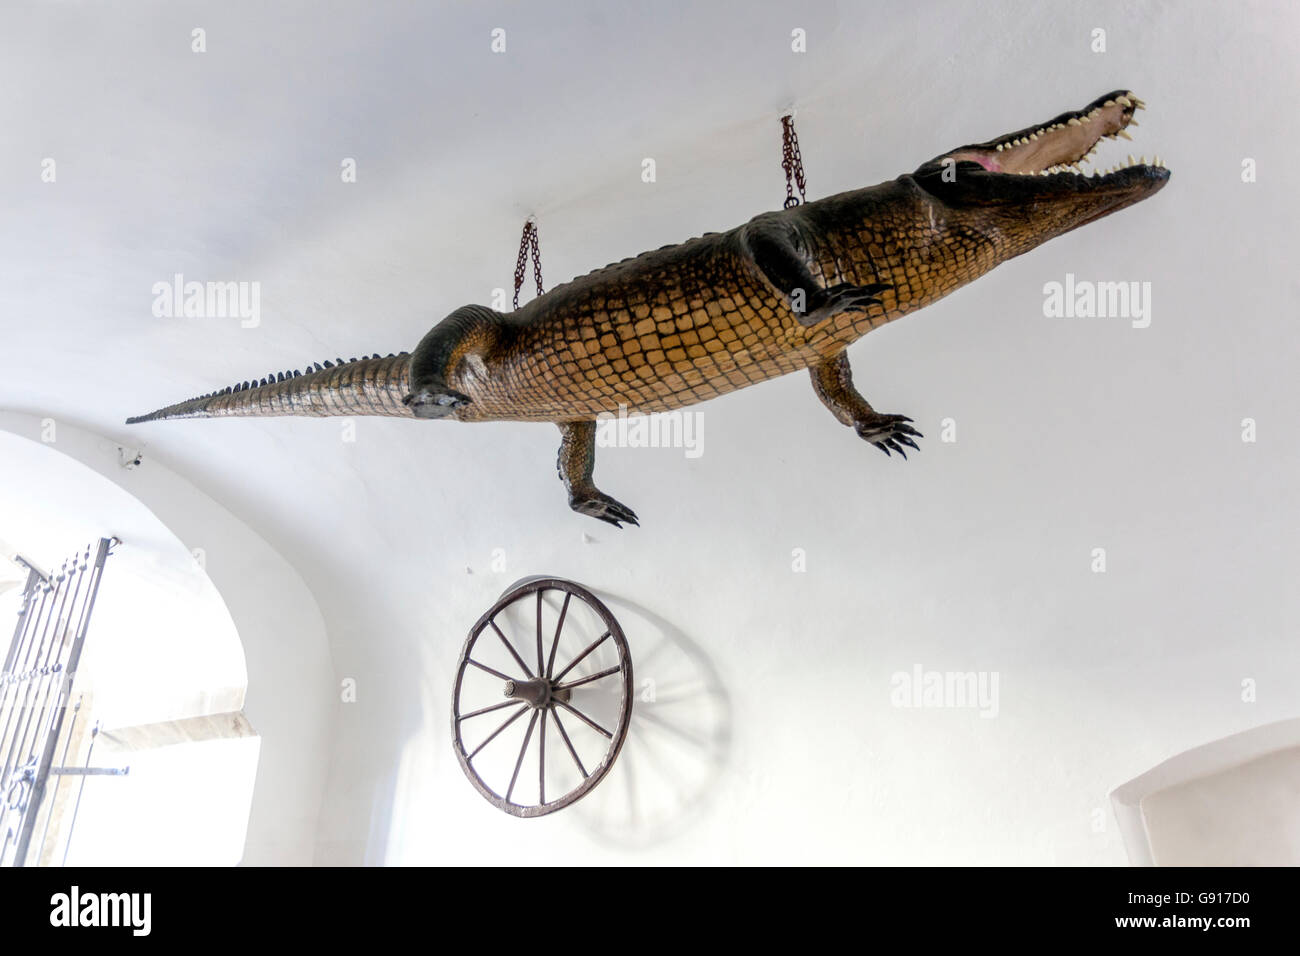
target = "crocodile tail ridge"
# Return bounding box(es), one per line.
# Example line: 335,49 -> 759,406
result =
125,353 -> 414,424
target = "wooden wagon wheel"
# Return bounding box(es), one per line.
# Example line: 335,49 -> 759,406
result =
451,578 -> 633,817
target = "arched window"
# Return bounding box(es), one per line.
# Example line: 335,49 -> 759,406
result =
1,428 -> 256,866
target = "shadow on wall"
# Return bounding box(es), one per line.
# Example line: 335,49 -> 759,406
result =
569,592 -> 732,849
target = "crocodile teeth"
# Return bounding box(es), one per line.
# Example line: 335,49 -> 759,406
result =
1116,95 -> 1133,107
996,143 -> 1004,151
1104,99 -> 1115,107
1067,117 -> 1081,126
1117,130 -> 1133,140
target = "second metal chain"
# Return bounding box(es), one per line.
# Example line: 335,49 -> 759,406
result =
781,114 -> 807,208
512,219 -> 544,310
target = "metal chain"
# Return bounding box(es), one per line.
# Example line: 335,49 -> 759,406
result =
781,114 -> 807,209
512,218 -> 544,310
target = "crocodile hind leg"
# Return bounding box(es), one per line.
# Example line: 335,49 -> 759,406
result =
556,421 -> 639,528
404,304 -> 499,418
810,351 -> 922,458
741,215 -> 892,327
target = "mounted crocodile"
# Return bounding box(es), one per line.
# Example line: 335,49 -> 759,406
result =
128,90 -> 1170,527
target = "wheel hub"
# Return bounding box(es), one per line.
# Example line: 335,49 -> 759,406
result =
503,677 -> 571,709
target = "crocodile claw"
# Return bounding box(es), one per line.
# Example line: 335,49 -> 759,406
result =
800,282 -> 894,327
824,282 -> 891,312
856,413 -> 923,459
570,491 -> 640,529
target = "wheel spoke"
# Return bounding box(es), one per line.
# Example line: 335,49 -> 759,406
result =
555,700 -> 613,740
545,592 -> 571,679
538,708 -> 547,805
550,708 -> 588,778
506,710 -> 539,803
556,665 -> 622,691
458,698 -> 521,721
553,630 -> 611,683
467,703 -> 528,759
535,591 -> 544,676
466,658 -> 518,683
489,620 -> 534,680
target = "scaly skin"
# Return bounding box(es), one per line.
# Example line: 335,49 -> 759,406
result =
434,182 -> 976,423
129,89 -> 1170,526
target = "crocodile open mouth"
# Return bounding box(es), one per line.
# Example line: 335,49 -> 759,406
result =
942,90 -> 1166,180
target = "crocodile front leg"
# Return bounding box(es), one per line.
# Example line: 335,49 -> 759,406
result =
740,215 -> 891,327
810,351 -> 922,458
556,421 -> 639,528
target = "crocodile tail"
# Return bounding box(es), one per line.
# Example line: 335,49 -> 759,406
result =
125,353 -> 414,424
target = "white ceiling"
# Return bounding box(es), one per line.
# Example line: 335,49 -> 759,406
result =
3,0 -> 1299,863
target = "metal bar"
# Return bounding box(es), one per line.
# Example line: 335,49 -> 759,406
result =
0,569 -> 59,788
5,555 -> 84,832
19,549 -> 103,867
4,556 -> 82,793
49,767 -> 129,777
554,699 -> 613,740
9,558 -> 83,786
550,708 -> 588,778
556,665 -> 622,691
552,630 -> 611,684
14,537 -> 110,867
7,552 -> 90,866
62,722 -> 99,867
0,573 -> 61,856
488,620 -> 534,680
545,592 -> 570,680
35,696 -> 80,864
0,568 -> 48,833
505,710 -> 539,803
0,573 -> 58,847
1,567 -> 41,674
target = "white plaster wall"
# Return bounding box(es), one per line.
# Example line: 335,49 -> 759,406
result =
0,414 -> 335,865
1,1 -> 1297,864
